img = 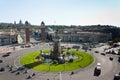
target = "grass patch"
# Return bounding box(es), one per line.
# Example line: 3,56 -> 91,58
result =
20,50 -> 94,72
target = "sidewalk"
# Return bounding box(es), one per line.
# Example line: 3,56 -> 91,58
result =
0,45 -> 34,54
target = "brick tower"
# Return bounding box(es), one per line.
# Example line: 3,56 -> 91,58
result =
41,21 -> 46,41
25,21 -> 30,43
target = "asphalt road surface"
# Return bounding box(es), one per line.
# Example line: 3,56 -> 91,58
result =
0,43 -> 120,80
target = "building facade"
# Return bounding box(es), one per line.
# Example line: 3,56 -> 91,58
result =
58,29 -> 112,43
0,32 -> 17,46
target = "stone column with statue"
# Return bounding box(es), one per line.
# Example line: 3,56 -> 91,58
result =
52,30 -> 61,60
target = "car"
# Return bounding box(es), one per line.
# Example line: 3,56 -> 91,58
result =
97,63 -> 101,66
32,73 -> 35,76
61,46 -> 65,49
109,56 -> 113,61
26,75 -> 32,79
0,60 -> 3,63
105,50 -> 111,54
89,48 -> 92,51
25,44 -> 31,48
72,46 -> 80,49
95,51 -> 99,53
101,53 -> 106,56
118,57 -> 120,62
114,73 -> 120,80
94,63 -> 101,76
23,70 -> 28,74
2,53 -> 9,57
94,66 -> 101,76
0,67 -> 5,72
49,43 -> 53,46
16,72 -> 20,75
17,67 -> 25,71
20,45 -> 24,48
6,52 -> 11,55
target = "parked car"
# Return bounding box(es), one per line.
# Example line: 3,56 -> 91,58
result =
26,75 -> 32,79
0,67 -> 5,72
101,53 -> 106,56
0,60 -> 3,63
25,44 -> 31,48
95,51 -> 99,53
72,46 -> 80,49
6,52 -> 11,55
2,53 -> 10,57
114,73 -> 120,80
118,57 -> 120,62
16,72 -> 20,75
17,67 -> 25,71
97,63 -> 101,66
109,56 -> 113,61
20,45 -> 25,48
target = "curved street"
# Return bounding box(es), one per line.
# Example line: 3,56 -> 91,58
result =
0,43 -> 120,80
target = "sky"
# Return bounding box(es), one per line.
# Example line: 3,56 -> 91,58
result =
0,0 -> 120,26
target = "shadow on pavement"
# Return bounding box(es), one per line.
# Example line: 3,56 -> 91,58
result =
23,62 -> 42,69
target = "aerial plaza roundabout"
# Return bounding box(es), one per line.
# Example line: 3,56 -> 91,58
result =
20,36 -> 94,72
20,49 -> 94,72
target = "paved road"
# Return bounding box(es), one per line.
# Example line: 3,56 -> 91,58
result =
0,43 -> 120,80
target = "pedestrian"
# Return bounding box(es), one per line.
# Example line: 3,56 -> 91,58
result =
32,73 -> 35,76
23,70 -> 27,74
6,64 -> 9,68
71,71 -> 74,75
26,75 -> 31,79
9,67 -> 12,71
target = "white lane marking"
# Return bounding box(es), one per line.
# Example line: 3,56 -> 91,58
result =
14,56 -> 20,68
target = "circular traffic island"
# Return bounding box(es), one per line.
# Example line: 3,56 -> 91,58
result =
20,50 -> 94,72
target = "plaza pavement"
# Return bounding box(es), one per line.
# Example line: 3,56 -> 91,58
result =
0,42 -> 120,80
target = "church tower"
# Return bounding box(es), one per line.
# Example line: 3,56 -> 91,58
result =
25,21 -> 30,43
41,21 -> 46,41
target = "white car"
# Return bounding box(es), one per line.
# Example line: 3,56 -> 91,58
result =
97,63 -> 101,66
